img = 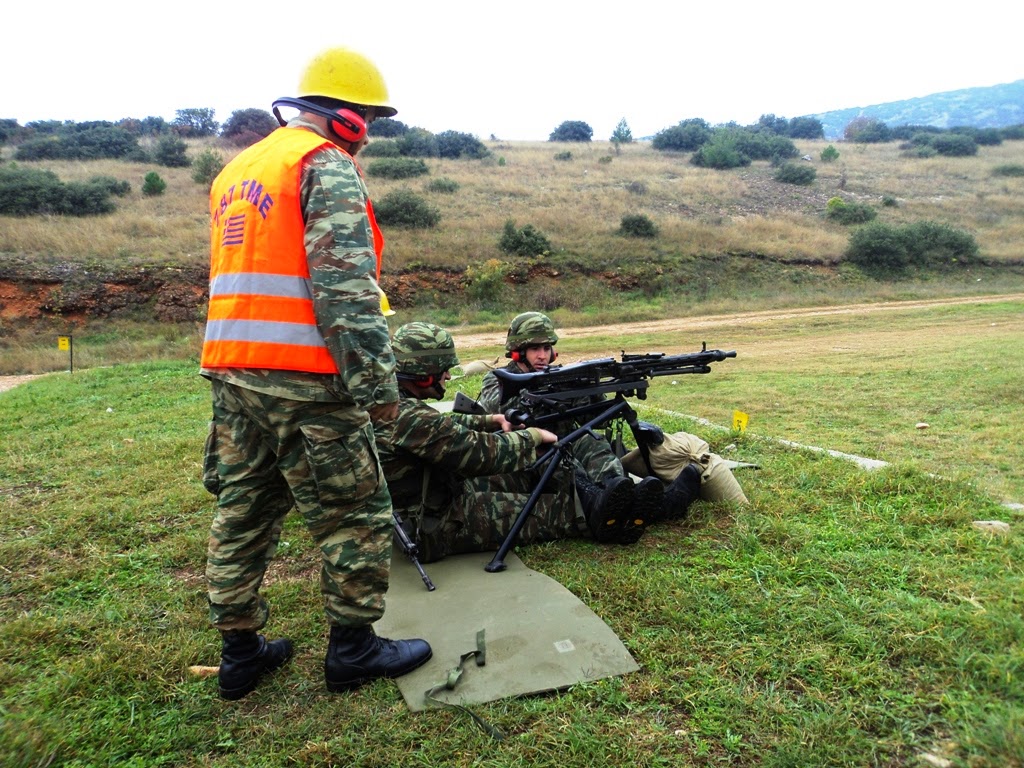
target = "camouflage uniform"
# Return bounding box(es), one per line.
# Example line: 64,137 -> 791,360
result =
202,116 -> 396,631
381,322 -> 586,562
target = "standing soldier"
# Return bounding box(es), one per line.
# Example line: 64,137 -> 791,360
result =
479,311 -> 691,539
200,47 -> 430,700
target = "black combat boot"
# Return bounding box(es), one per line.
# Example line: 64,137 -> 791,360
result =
623,476 -> 664,542
576,473 -> 642,544
663,463 -> 703,520
218,630 -> 294,701
325,625 -> 432,692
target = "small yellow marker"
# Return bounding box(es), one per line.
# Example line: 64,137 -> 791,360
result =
732,410 -> 749,432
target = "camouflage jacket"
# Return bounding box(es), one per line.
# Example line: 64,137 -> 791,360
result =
477,360 -> 521,415
375,393 -> 542,519
202,117 -> 397,408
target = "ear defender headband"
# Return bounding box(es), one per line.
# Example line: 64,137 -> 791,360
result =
272,97 -> 367,142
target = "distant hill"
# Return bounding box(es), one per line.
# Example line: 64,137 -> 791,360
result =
809,79 -> 1024,139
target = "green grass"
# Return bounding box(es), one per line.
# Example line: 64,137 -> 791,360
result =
2,302 -> 1023,766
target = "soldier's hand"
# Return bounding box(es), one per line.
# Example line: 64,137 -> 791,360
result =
368,401 -> 399,422
525,427 -> 558,445
491,414 -> 518,433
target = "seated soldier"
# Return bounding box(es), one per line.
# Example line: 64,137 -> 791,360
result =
478,311 -> 701,527
375,322 -> 650,563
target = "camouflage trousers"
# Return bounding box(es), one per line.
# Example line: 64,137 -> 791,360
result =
569,432 -> 625,484
204,379 -> 392,631
410,462 -> 588,563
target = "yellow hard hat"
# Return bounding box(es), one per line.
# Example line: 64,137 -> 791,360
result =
298,47 -> 397,117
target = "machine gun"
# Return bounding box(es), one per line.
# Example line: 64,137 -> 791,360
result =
393,511 -> 436,591
467,343 -> 735,573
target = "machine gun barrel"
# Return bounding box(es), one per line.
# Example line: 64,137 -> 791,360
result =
392,511 -> 435,591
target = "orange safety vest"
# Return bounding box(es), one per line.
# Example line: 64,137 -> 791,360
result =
201,127 -> 384,373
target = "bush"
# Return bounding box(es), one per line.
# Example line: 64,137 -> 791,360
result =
14,123 -> 140,161
425,177 -> 459,193
846,220 -> 978,274
881,195 -> 898,207
618,214 -> 658,238
626,181 -> 647,195
825,197 -> 876,224
652,118 -> 712,152
0,165 -> 116,216
463,258 -> 509,305
774,163 -> 816,185
142,172 -> 167,196
361,140 -> 401,158
844,117 -> 892,143
153,135 -> 190,168
553,151 -> 572,161
820,144 -> 840,163
373,188 -> 439,228
89,176 -> 131,197
396,128 -> 439,158
499,220 -> 551,256
690,133 -> 750,169
435,130 -> 489,159
366,157 -> 429,179
191,149 -> 224,188
930,133 -> 978,157
993,164 -> 1024,177
548,121 -> 593,142
368,118 -> 409,138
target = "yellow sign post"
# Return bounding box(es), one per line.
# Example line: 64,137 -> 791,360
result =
58,335 -> 73,372
732,409 -> 749,432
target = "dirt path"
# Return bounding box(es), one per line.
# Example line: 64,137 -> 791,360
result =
449,293 -> 1024,352
2,293 -> 1021,393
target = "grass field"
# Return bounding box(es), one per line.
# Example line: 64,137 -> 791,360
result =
1,299 -> 1021,767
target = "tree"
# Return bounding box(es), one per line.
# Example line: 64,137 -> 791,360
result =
172,108 -> 219,138
548,120 -> 593,142
610,118 -> 633,144
154,135 -> 190,168
221,109 -> 277,142
786,116 -> 824,139
369,118 -> 409,138
844,117 -> 891,143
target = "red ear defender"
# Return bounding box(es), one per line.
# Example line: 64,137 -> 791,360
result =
510,350 -> 522,362
331,108 -> 366,142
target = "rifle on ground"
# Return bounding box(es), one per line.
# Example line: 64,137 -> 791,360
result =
475,343 -> 736,573
392,511 -> 436,591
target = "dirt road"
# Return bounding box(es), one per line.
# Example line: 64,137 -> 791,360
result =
3,293 -> 1022,393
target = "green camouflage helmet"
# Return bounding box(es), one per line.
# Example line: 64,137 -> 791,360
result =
392,322 -> 460,377
505,311 -> 558,355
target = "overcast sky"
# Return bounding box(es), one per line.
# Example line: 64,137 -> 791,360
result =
5,1 -> 1022,141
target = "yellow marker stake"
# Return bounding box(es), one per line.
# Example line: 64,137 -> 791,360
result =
732,410 -> 749,432
58,335 -> 73,372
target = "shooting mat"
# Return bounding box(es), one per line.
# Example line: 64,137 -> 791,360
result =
374,547 -> 639,712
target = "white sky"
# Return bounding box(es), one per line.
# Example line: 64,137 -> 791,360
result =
4,1 -> 1022,141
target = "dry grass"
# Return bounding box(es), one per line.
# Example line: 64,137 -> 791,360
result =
2,135 -> 1022,274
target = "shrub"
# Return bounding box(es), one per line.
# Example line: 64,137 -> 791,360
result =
820,144 -> 840,162
396,128 -> 439,158
62,181 -> 116,215
548,121 -> 593,142
553,151 -> 572,161
88,176 -> 131,197
598,156 -> 613,164
610,118 -> 633,144
786,116 -> 825,139
881,195 -> 898,207
368,118 -> 409,138
844,117 -> 892,143
690,133 -> 750,169
366,157 -> 429,179
825,197 -> 876,224
153,135 -> 190,168
142,171 -> 167,196
846,220 -> 978,274
930,133 -> 978,157
191,149 -> 224,188
435,130 -> 489,159
774,163 -> 816,185
373,188 -> 439,228
361,140 -> 401,158
463,258 -> 509,305
0,165 -> 116,216
652,118 -> 712,152
626,181 -> 647,195
14,123 -> 140,161
425,177 -> 460,193
499,220 -> 551,256
618,214 -> 658,238
993,163 -> 1024,177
